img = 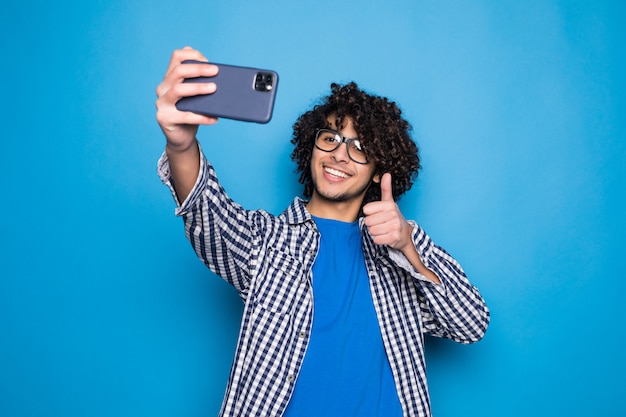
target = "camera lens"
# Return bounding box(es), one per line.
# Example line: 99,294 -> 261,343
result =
254,73 -> 273,91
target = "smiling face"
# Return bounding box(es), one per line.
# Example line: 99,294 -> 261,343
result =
306,115 -> 380,221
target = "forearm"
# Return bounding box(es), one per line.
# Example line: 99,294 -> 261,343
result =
419,244 -> 490,343
165,138 -> 201,203
159,148 -> 255,294
389,222 -> 490,342
399,238 -> 441,284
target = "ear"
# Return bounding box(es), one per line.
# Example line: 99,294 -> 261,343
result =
372,173 -> 381,184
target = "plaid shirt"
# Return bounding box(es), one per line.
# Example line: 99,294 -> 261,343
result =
158,150 -> 490,417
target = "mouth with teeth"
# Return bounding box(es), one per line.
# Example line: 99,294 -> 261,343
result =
324,166 -> 351,179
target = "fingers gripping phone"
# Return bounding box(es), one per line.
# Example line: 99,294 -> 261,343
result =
176,60 -> 279,124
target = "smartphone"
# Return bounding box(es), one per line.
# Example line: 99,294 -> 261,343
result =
176,60 -> 279,124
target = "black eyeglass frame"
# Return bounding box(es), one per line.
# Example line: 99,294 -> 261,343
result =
314,128 -> 369,164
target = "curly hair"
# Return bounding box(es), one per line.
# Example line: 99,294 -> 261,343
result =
291,82 -> 421,206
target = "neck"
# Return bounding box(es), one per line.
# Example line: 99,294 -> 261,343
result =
305,192 -> 363,222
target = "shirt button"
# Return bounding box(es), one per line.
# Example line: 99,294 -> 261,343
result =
288,375 -> 295,382
299,331 -> 307,338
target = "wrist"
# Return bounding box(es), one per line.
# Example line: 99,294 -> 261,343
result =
397,220 -> 415,252
166,138 -> 198,155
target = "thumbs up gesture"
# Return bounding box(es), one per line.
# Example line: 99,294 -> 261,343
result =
362,173 -> 412,251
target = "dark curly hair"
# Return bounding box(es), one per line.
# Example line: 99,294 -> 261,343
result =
291,82 -> 420,206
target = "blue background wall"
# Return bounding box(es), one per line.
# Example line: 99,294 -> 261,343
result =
1,1 -> 624,416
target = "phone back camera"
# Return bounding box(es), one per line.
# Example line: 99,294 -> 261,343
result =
254,72 -> 274,92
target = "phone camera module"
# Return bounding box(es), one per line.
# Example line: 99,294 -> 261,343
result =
254,72 -> 273,92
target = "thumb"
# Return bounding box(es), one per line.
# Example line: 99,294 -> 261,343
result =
380,173 -> 394,201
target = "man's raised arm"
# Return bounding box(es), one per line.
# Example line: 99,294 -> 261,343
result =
155,46 -> 219,201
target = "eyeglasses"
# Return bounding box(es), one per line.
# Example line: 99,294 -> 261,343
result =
314,128 -> 368,164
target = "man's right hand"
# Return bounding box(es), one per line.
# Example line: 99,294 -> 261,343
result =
155,46 -> 219,151
156,47 -> 218,202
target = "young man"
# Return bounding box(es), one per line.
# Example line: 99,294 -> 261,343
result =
156,47 -> 490,417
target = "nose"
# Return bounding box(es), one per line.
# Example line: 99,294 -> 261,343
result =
330,140 -> 350,162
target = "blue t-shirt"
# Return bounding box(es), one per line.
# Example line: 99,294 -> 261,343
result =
283,216 -> 403,417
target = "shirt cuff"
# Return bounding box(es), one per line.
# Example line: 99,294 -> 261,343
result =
157,145 -> 207,216
387,222 -> 447,293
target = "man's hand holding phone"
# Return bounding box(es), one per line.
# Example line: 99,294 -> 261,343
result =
155,47 -> 219,152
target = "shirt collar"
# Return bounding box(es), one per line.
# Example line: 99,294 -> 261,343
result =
283,197 -> 313,225
283,197 -> 389,258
